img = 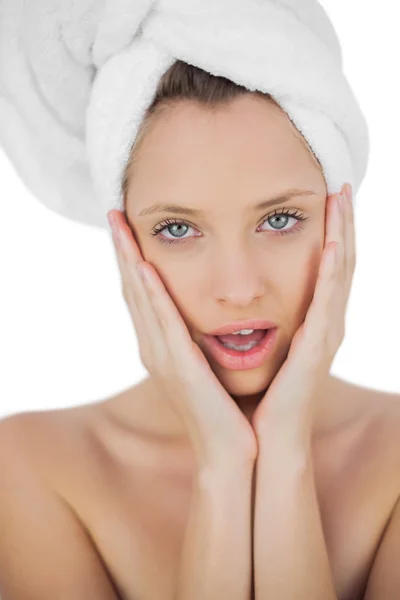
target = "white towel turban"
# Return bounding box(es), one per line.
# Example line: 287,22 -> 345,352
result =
0,0 -> 370,231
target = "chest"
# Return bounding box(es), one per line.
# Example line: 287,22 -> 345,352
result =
66,421 -> 398,600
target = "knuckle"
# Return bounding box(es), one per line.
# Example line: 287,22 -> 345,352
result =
153,344 -> 171,375
304,352 -> 321,372
156,307 -> 173,336
156,362 -> 173,383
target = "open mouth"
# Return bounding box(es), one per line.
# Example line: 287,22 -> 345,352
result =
202,327 -> 278,371
214,328 -> 269,351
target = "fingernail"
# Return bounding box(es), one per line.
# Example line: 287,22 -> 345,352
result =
336,193 -> 344,213
107,212 -> 121,248
344,184 -> 353,203
107,211 -> 116,227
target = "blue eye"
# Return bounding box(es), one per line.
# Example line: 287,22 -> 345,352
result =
150,208 -> 309,246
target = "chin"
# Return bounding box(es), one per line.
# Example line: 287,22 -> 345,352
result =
214,362 -> 273,396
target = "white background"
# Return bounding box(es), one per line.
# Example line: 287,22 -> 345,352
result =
1,0 -> 399,421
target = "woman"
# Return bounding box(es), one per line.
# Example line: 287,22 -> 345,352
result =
1,60 -> 400,600
1,0 -> 399,597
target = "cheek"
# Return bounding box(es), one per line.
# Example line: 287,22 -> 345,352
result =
151,239 -> 323,328
285,242 -> 322,323
153,265 -> 195,319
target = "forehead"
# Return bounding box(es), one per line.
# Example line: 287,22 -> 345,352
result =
127,95 -> 324,207
138,95 -> 316,162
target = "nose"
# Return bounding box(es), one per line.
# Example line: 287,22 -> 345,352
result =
212,255 -> 266,307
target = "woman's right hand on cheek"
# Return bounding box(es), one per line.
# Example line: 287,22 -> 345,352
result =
107,209 -> 258,472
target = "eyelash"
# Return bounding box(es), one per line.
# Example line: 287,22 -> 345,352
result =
150,208 -> 309,246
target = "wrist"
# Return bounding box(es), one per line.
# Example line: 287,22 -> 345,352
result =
197,456 -> 255,492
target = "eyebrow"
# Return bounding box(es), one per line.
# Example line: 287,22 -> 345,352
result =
136,189 -> 318,218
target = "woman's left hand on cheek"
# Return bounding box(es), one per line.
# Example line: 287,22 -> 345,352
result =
252,183 -> 356,442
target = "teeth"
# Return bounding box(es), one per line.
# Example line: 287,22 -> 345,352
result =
232,329 -> 254,335
222,340 -> 259,351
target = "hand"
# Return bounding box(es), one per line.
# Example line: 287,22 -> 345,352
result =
107,210 -> 258,469
252,183 -> 355,442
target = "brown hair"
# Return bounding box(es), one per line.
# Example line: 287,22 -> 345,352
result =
122,60 -> 321,206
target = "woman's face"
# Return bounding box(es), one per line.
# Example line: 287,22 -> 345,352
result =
125,94 -> 328,414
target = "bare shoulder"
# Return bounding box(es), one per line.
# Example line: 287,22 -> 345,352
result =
0,390 -> 150,494
330,375 -> 400,419
370,383 -> 400,452
0,405 -> 103,508
346,377 -> 400,428
0,406 -> 94,478
0,410 -> 124,599
336,376 -> 400,462
0,403 -> 119,538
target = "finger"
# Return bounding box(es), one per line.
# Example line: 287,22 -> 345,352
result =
138,262 -> 200,360
113,212 -> 196,368
109,211 -> 170,364
312,191 -> 342,300
109,210 -> 148,311
335,190 -> 346,290
342,184 -> 356,298
108,209 -> 143,267
301,192 -> 343,345
325,189 -> 345,270
286,191 -> 346,371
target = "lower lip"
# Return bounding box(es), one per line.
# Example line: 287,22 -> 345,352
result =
202,328 -> 278,371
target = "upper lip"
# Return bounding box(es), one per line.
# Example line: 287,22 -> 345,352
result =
206,319 -> 277,336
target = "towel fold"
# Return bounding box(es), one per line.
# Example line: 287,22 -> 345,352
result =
0,0 -> 370,230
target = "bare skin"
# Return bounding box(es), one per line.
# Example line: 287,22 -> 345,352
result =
17,374 -> 400,600
122,94 -> 330,428
2,96 -> 398,599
